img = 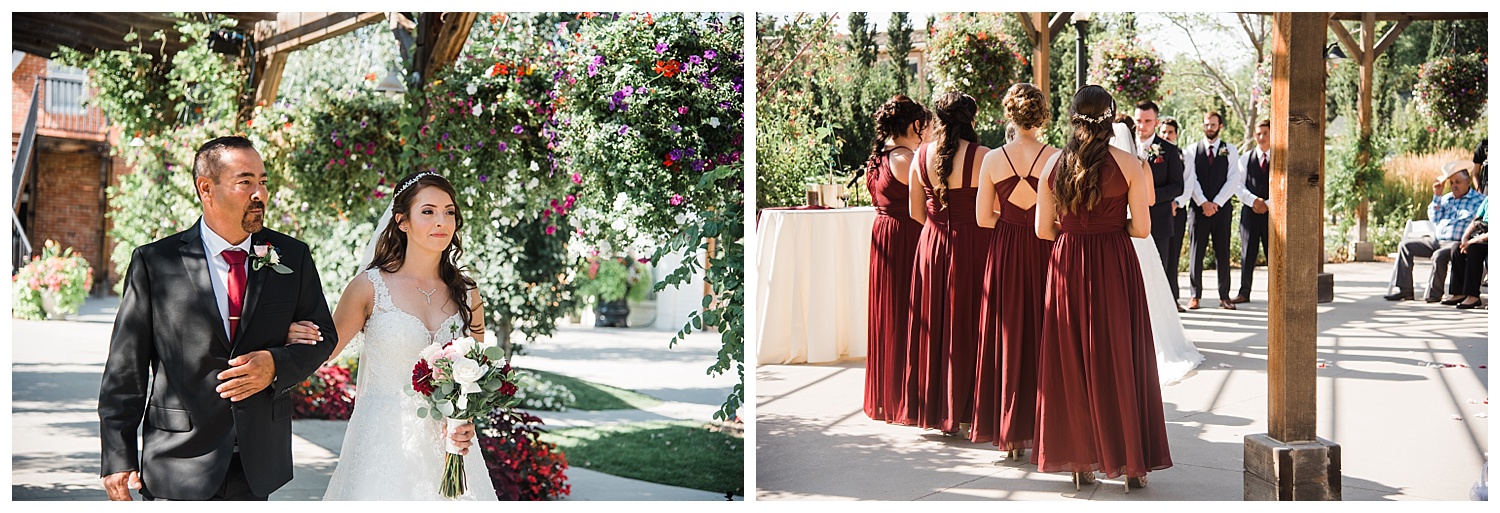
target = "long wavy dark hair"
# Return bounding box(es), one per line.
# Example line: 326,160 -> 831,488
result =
1054,85 -> 1117,215
367,172 -> 481,336
929,92 -> 979,208
864,95 -> 931,179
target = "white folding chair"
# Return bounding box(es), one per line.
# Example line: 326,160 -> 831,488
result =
1387,220 -> 1439,295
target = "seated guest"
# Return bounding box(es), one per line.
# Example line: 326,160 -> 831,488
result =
1385,161 -> 1486,301
1443,197 -> 1488,309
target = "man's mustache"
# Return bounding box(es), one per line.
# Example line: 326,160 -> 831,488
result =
246,201 -> 265,214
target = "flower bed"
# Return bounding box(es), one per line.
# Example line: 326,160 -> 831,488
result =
291,357 -> 358,420
479,409 -> 571,500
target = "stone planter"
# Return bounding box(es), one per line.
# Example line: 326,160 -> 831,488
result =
39,289 -> 65,320
594,298 -> 630,328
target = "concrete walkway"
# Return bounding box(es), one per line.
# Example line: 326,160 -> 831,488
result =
10,301 -> 741,501
756,262 -> 1489,500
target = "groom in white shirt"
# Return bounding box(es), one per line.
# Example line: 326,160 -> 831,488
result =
1183,111 -> 1245,310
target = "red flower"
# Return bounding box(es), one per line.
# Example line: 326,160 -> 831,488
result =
500,381 -> 519,397
412,360 -> 435,396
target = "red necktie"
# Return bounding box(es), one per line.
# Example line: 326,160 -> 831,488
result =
221,249 -> 248,343
1263,154 -> 1270,172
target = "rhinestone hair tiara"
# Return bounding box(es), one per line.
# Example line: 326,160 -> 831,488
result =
1071,106 -> 1115,124
394,171 -> 440,197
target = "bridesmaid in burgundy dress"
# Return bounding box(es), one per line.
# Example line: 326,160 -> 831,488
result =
1033,85 -> 1172,492
970,83 -> 1057,458
863,95 -> 931,423
902,92 -> 994,434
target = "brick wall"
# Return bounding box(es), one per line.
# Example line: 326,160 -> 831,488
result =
30,148 -> 107,294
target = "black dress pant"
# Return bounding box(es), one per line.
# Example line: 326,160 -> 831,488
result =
1149,202 -> 1177,293
1448,242 -> 1489,297
1238,206 -> 1269,299
1189,204 -> 1234,301
140,452 -> 266,501
1167,206 -> 1188,300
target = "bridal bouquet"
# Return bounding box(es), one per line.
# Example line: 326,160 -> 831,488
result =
409,335 -> 521,498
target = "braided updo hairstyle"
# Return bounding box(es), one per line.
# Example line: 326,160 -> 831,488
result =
930,92 -> 979,208
1054,85 -> 1117,215
1002,83 -> 1050,131
864,95 -> 931,180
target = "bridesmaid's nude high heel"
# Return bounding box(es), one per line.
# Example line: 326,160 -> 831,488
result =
1071,471 -> 1096,490
1125,475 -> 1148,493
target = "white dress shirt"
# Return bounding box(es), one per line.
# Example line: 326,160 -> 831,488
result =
1236,147 -> 1272,207
200,218 -> 253,341
1136,134 -> 1154,160
1185,138 -> 1244,207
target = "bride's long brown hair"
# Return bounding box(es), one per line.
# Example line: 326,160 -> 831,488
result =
367,172 -> 481,337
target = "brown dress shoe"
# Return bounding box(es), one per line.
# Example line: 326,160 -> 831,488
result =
1177,304 -> 1187,313
1219,299 -> 1237,310
1187,298 -> 1200,310
1230,295 -> 1249,304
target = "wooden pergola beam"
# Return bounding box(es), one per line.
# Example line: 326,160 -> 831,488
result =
424,12 -> 477,78
250,12 -> 389,109
1048,12 -> 1073,41
1371,19 -> 1412,58
1326,19 -> 1364,63
1015,12 -> 1037,44
1249,12 -> 1485,21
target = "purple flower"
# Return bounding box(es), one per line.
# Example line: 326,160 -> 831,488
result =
512,125 -> 525,134
479,175 -> 489,183
587,63 -> 599,76
593,55 -> 605,65
690,159 -> 706,172
669,148 -> 685,161
497,142 -> 508,152
688,55 -> 702,65
654,42 -> 668,54
622,86 -> 635,96
671,124 -> 682,133
704,50 -> 717,60
618,125 -> 630,135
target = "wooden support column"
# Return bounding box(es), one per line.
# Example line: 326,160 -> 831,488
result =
1328,13 -> 1410,262
1015,13 -> 1071,106
1245,12 -> 1340,501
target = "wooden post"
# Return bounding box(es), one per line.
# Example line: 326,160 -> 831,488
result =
1032,12 -> 1050,104
1245,12 -> 1340,501
1354,12 -> 1376,261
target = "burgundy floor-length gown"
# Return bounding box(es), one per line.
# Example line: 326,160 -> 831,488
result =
970,148 -> 1052,447
1032,156 -> 1172,479
864,148 -> 924,423
903,142 -> 994,432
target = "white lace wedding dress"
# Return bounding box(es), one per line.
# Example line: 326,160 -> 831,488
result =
323,269 -> 497,500
1110,122 -> 1205,385
1131,235 -> 1206,385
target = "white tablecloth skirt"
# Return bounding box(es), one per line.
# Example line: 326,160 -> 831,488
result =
755,207 -> 877,364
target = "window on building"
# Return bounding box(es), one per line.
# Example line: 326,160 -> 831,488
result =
44,62 -> 89,115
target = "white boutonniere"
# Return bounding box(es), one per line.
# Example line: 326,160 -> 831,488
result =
1148,143 -> 1165,163
1217,145 -> 1230,157
251,244 -> 293,274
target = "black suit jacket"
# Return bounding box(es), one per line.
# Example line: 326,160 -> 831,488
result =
98,221 -> 337,499
1142,135 -> 1185,206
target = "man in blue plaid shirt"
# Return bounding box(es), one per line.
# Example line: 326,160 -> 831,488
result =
1386,162 -> 1486,301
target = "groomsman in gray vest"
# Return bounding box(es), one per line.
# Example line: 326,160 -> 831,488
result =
1233,119 -> 1272,304
1184,111 -> 1244,310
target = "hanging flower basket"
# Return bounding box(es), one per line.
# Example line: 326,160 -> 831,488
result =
11,240 -> 92,320
1414,52 -> 1488,129
925,14 -> 1020,109
1251,53 -> 1273,117
1090,38 -> 1165,106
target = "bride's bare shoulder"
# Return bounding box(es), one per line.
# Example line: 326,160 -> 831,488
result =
341,270 -> 376,301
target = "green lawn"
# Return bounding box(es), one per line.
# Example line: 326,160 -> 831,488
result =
520,368 -> 663,411
541,420 -> 744,497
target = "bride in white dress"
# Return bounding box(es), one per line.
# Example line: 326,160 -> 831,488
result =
288,172 -> 497,500
1110,123 -> 1205,385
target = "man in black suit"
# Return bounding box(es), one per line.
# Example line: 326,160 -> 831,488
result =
1133,101 -> 1186,310
98,136 -> 338,500
1233,119 -> 1272,304
1184,111 -> 1245,310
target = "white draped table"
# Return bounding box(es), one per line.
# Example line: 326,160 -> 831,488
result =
756,207 -> 877,364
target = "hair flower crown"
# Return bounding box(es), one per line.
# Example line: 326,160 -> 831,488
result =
395,171 -> 441,197
1071,107 -> 1115,124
